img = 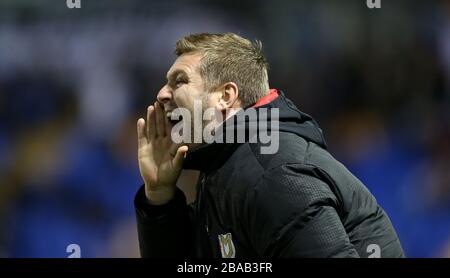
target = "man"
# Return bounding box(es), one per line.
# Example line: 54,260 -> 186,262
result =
134,33 -> 404,258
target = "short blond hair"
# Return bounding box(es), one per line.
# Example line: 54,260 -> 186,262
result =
175,33 -> 270,107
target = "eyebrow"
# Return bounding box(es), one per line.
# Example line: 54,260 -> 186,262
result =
166,69 -> 188,82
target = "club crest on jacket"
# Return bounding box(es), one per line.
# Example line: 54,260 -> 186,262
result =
218,233 -> 236,258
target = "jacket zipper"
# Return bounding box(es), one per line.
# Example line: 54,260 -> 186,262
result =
199,174 -> 210,235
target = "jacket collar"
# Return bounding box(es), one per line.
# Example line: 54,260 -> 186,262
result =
182,89 -> 327,172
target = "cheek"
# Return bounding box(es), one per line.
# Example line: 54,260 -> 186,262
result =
172,88 -> 187,105
173,91 -> 195,113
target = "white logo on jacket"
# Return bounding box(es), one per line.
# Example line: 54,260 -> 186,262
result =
218,233 -> 236,258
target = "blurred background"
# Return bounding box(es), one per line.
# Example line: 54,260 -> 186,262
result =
0,0 -> 449,257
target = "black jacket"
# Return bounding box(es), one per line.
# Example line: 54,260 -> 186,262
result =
134,90 -> 404,258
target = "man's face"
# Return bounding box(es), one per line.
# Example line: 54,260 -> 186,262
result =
157,52 -> 221,145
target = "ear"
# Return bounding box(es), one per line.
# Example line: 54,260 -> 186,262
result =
216,82 -> 241,112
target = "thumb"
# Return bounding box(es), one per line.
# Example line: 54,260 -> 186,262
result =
172,145 -> 188,171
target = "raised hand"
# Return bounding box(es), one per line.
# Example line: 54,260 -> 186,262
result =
137,102 -> 188,205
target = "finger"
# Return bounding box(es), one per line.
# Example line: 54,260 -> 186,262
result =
137,118 -> 147,148
164,110 -> 173,139
168,143 -> 180,157
147,105 -> 155,139
172,145 -> 188,171
155,102 -> 165,137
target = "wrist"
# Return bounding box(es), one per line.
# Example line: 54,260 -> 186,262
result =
145,185 -> 175,205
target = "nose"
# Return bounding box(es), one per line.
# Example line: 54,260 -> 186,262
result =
157,85 -> 172,106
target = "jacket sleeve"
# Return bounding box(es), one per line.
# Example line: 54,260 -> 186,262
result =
246,164 -> 360,258
134,185 -> 192,258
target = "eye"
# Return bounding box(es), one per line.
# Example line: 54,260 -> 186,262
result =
175,78 -> 187,87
